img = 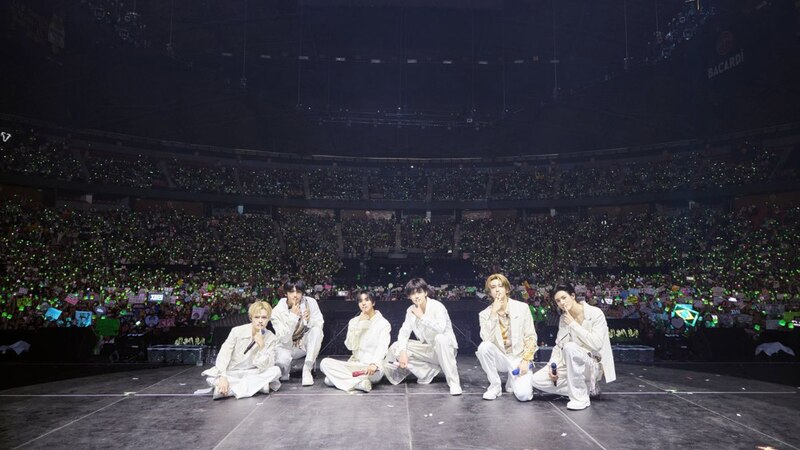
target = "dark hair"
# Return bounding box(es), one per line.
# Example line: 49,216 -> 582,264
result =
550,282 -> 576,299
283,278 -> 306,293
404,278 -> 430,297
354,290 -> 376,304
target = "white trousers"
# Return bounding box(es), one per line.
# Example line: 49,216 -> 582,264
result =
475,341 -> 528,397
383,337 -> 460,390
205,366 -> 281,399
515,342 -> 601,403
276,326 -> 323,375
319,358 -> 384,392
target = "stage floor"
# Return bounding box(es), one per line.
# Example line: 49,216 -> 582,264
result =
1,357 -> 798,450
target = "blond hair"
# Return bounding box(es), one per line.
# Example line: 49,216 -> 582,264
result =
485,273 -> 512,296
248,301 -> 273,319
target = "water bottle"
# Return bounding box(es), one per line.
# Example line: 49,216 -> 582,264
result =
511,362 -> 534,376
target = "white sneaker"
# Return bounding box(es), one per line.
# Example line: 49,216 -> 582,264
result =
449,384 -> 463,396
269,380 -> 282,392
482,385 -> 502,400
567,399 -> 590,410
323,377 -> 334,387
280,372 -> 290,382
354,379 -> 373,393
302,367 -> 314,386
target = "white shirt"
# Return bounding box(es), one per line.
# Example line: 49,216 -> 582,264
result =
551,302 -> 616,383
202,324 -> 278,378
345,310 -> 391,366
478,298 -> 538,360
271,295 -> 324,347
396,298 -> 458,351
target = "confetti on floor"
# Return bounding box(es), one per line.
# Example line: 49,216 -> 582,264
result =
438,421 -> 444,425
561,433 -> 567,437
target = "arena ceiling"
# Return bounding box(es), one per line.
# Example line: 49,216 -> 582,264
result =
4,0 -> 797,158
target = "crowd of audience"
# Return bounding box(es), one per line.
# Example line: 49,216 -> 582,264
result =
1,130 -> 794,202
308,168 -> 364,200
87,153 -> 162,189
556,147 -> 784,199
368,168 -> 428,201
430,168 -> 488,201
239,167 -> 304,198
168,161 -> 239,194
489,168 -> 555,200
399,217 -> 456,253
340,217 -> 395,257
1,198 -> 798,341
1,126 -> 798,343
0,130 -> 84,182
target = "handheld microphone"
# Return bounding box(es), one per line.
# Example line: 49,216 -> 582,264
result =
244,329 -> 267,354
352,370 -> 367,377
511,362 -> 534,376
300,299 -> 309,326
550,362 -> 558,386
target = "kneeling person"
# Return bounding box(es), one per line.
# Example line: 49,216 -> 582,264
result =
384,278 -> 462,395
320,291 -> 391,393
201,301 -> 281,399
517,283 -> 616,410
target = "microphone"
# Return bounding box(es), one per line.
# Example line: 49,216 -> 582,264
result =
352,370 -> 367,377
244,329 -> 267,354
550,362 -> 558,386
511,362 -> 534,376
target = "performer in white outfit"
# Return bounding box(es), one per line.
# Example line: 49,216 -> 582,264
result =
320,291 -> 391,393
271,279 -> 325,386
516,282 -> 616,410
384,278 -> 462,396
476,273 -> 538,400
201,301 -> 282,399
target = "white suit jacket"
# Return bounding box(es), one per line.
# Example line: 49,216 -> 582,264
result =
551,302 -> 616,383
271,295 -> 324,348
396,298 -> 458,351
345,311 -> 391,366
478,299 -> 538,360
202,324 -> 278,378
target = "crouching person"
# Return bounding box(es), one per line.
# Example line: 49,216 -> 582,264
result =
202,301 -> 281,399
271,278 -> 325,386
383,278 -> 462,396
476,273 -> 538,400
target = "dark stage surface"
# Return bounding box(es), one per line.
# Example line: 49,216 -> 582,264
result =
1,358 -> 798,450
